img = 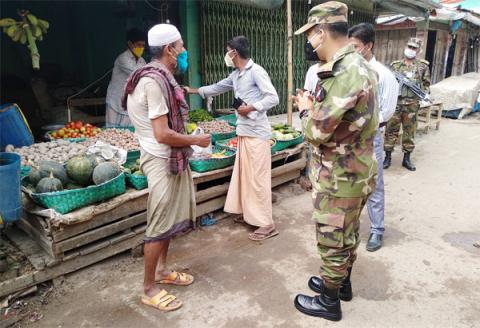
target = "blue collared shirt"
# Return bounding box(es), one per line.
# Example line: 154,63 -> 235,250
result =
198,59 -> 279,140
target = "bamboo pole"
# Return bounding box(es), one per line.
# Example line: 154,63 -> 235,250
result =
286,0 -> 293,126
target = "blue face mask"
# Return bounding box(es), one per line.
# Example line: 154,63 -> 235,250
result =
176,50 -> 189,74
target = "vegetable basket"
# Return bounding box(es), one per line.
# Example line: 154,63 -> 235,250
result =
211,130 -> 237,144
216,137 -> 277,154
45,131 -> 86,143
271,134 -> 304,152
21,172 -> 126,214
126,172 -> 148,190
189,146 -> 236,173
216,114 -> 237,127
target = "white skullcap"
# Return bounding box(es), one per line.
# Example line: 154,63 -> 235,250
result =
148,24 -> 181,47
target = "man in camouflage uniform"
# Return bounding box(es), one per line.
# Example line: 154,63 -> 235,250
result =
383,37 -> 431,171
293,2 -> 378,321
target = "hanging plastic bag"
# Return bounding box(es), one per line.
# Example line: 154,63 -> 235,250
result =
190,127 -> 212,156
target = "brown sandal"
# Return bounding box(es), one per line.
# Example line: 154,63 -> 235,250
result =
156,271 -> 194,286
248,229 -> 279,241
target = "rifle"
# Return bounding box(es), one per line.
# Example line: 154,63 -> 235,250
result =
391,70 -> 430,102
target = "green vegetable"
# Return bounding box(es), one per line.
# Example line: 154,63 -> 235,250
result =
188,109 -> 214,123
36,173 -> 63,193
92,162 -> 121,185
66,156 -> 94,186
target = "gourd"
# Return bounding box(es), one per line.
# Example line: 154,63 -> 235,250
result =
36,173 -> 63,193
66,156 -> 94,185
92,162 -> 121,185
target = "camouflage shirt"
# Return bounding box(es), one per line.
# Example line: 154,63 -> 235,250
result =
302,44 -> 379,198
391,59 -> 431,103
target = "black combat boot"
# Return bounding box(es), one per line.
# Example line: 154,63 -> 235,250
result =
294,287 -> 342,321
402,152 -> 416,171
308,267 -> 353,301
383,151 -> 392,169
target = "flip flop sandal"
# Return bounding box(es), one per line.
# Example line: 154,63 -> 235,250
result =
156,271 -> 194,286
141,290 -> 182,312
233,216 -> 246,224
248,229 -> 279,241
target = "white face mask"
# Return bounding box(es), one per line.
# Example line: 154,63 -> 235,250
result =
404,48 -> 417,59
224,50 -> 235,68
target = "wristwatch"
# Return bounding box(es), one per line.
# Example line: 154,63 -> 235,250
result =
299,109 -> 309,119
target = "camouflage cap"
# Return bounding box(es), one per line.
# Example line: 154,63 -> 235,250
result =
407,37 -> 422,49
294,1 -> 348,35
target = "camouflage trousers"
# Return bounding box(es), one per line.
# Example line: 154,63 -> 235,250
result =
384,102 -> 419,153
313,191 -> 367,289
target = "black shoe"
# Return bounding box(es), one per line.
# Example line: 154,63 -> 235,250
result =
402,152 -> 416,171
294,288 -> 342,321
366,233 -> 383,252
308,277 -> 352,301
383,151 -> 392,169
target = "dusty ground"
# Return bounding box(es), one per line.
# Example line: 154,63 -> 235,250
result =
13,117 -> 480,327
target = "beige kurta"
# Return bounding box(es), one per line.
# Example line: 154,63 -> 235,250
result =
224,136 -> 273,227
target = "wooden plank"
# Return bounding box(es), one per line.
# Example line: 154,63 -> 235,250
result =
23,211 -> 51,237
5,228 -> 51,270
0,233 -> 144,298
133,224 -> 147,235
79,240 -> 111,256
196,183 -> 229,203
196,196 -> 227,218
272,170 -> 301,188
51,193 -> 148,242
271,157 -> 307,178
16,219 -> 55,259
109,231 -> 136,245
54,212 -> 147,255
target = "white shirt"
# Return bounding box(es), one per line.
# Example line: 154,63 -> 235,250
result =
106,50 -> 146,126
303,58 -> 399,124
369,57 -> 399,123
198,59 -> 279,140
304,63 -> 320,93
127,77 -> 171,158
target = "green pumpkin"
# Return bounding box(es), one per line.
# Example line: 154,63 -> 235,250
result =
28,168 -> 44,186
38,161 -> 69,185
86,155 -> 105,169
92,162 -> 121,185
36,173 -> 64,193
66,156 -> 94,186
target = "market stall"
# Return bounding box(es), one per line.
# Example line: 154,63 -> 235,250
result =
0,113 -> 306,298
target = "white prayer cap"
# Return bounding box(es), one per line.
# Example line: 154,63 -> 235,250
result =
148,24 -> 181,47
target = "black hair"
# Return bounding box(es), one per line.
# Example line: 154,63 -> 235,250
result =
315,22 -> 349,38
149,41 -> 177,59
226,36 -> 250,59
348,23 -> 376,47
126,28 -> 146,43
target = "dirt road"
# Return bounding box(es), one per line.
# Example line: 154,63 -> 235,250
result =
24,118 -> 480,328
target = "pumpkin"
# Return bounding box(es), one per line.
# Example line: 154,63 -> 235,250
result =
92,162 -> 121,185
36,173 -> 63,193
28,168 -> 44,186
66,156 -> 94,185
86,155 -> 105,169
38,161 -> 69,185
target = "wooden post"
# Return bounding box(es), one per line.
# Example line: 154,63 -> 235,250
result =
286,0 -> 293,126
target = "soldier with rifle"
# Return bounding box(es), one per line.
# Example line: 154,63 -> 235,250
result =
383,37 -> 431,171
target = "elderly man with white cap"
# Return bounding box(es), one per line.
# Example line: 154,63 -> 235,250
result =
122,24 -> 210,312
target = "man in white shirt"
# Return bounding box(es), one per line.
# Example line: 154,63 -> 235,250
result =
106,28 -> 147,127
349,23 -> 399,252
